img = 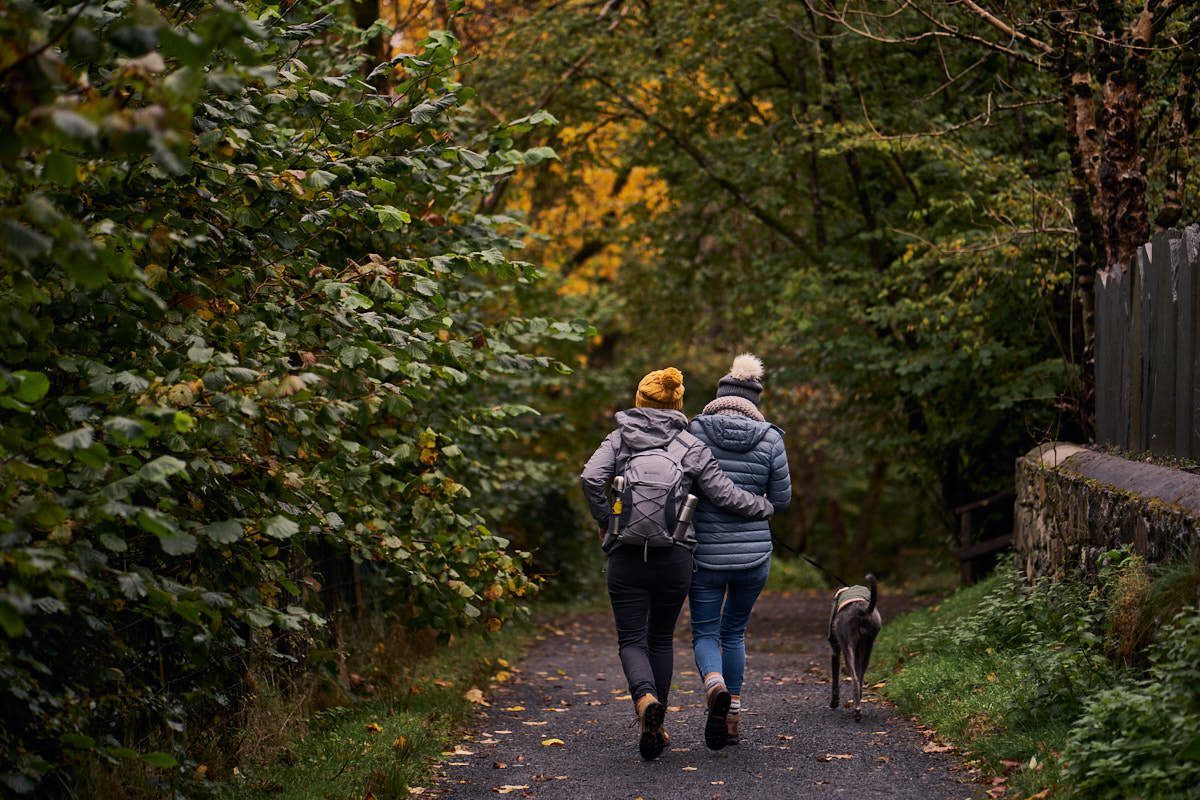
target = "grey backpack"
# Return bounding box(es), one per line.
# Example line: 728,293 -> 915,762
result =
614,433 -> 693,551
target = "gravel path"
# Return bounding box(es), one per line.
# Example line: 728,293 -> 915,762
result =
431,590 -> 981,799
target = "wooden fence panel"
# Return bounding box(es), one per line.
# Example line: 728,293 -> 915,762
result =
1095,224 -> 1200,460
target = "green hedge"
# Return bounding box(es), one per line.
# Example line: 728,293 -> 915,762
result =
0,2 -> 585,794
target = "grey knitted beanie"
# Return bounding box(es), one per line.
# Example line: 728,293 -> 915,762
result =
715,353 -> 764,406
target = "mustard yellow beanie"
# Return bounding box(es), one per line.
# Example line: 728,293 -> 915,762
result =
635,367 -> 685,410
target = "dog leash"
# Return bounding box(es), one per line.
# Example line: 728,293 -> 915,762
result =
770,535 -> 851,587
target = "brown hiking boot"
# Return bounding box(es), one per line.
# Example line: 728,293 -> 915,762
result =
726,712 -> 740,744
635,693 -> 666,761
704,683 -> 731,751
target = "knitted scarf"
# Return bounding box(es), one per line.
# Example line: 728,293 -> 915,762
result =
700,395 -> 765,422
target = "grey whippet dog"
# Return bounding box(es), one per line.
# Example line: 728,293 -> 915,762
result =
828,574 -> 882,721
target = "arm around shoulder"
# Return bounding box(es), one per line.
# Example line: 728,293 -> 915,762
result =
686,439 -> 774,519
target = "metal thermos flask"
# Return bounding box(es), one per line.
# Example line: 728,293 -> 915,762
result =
602,476 -> 626,551
673,493 -> 699,543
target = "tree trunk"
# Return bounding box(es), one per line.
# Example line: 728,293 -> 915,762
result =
851,460 -> 888,557
353,0 -> 387,88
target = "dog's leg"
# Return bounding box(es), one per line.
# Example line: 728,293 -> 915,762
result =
842,644 -> 857,715
828,644 -> 840,709
855,632 -> 876,721
851,635 -> 874,721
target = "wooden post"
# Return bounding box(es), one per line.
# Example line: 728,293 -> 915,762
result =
1130,244 -> 1152,451
1117,263 -> 1134,450
1148,230 -> 1180,456
1095,266 -> 1130,446
1095,271 -> 1114,444
959,508 -> 973,584
1177,225 -> 1198,460
1187,225 -> 1200,459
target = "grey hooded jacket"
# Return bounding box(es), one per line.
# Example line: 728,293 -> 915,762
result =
688,413 -> 791,570
580,408 -> 775,538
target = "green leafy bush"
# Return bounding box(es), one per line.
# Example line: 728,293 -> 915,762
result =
877,555 -> 1200,798
0,1 -> 585,794
1066,608 -> 1200,799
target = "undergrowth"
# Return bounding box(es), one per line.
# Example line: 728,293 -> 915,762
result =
219,622 -> 531,800
874,552 -> 1200,799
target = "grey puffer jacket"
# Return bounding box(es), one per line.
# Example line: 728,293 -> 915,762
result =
580,408 -> 775,537
688,413 -> 791,570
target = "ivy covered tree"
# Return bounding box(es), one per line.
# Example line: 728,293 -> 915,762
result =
0,1 -> 585,794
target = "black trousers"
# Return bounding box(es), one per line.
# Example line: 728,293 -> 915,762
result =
606,543 -> 693,706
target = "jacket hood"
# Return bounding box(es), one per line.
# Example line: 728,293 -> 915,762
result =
694,413 -> 772,453
614,407 -> 688,450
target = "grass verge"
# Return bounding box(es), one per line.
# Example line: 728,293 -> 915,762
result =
873,574 -> 1068,797
222,622 -> 532,800
873,554 -> 1200,800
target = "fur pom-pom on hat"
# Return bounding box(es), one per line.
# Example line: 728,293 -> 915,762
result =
729,353 -> 764,382
716,353 -> 765,406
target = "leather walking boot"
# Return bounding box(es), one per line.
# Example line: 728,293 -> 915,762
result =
704,681 -> 731,751
635,693 -> 666,760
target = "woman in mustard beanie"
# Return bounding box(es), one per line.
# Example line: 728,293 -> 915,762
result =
580,367 -> 776,760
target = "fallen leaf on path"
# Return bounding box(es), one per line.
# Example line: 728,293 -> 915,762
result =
447,745 -> 476,756
408,789 -> 426,796
817,753 -> 854,761
478,738 -> 500,745
585,700 -> 603,706
986,789 -> 1007,798
779,734 -> 794,741
876,755 -> 890,763
493,761 -> 507,769
502,705 -> 525,712
493,785 -> 529,794
667,706 -> 682,712
710,780 -> 725,785
493,671 -> 512,683
614,694 -> 632,700
541,738 -> 565,747
521,721 -> 548,726
494,730 -> 513,734
464,688 -> 490,706
922,742 -> 954,754
681,766 -> 697,771
434,679 -> 454,687
497,658 -> 510,668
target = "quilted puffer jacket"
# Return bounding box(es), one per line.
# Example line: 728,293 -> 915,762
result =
688,413 -> 791,570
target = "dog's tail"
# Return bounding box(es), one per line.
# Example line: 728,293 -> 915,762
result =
865,574 -> 877,614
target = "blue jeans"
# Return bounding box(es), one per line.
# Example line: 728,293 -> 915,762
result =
689,560 -> 770,696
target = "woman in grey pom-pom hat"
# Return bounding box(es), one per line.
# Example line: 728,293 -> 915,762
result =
686,354 -> 792,751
